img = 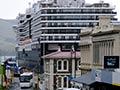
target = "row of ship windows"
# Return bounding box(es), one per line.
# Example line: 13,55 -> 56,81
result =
41,9 -> 114,14
19,36 -> 80,42
32,36 -> 80,42
19,28 -> 80,34
32,22 -> 99,28
29,16 -> 99,27
19,9 -> 115,24
18,22 -> 98,32
29,18 -> 116,27
32,14 -> 99,22
42,22 -> 97,25
41,18 -> 99,20
18,29 -> 80,38
19,14 -> 116,26
41,29 -> 80,34
41,23 -> 98,27
40,17 -> 117,21
41,8 -> 112,12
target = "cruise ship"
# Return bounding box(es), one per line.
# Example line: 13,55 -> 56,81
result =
14,0 -> 117,71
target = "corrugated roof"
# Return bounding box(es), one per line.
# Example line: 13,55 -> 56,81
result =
42,51 -> 80,59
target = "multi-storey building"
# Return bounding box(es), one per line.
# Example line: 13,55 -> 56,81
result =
80,16 -> 120,74
14,0 -> 117,71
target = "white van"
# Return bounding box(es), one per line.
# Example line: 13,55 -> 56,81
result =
19,72 -> 34,88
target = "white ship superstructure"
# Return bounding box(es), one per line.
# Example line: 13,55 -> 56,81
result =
31,0 -> 117,53
14,0 -> 117,70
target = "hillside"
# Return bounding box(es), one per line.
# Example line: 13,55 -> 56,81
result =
0,18 -> 17,56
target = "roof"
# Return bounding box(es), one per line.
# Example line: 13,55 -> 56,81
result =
20,72 -> 33,76
42,51 -> 80,59
91,30 -> 120,37
71,70 -> 95,85
71,69 -> 113,85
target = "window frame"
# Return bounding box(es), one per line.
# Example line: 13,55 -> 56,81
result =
57,76 -> 68,88
57,59 -> 68,72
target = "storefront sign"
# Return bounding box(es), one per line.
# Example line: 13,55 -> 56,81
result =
104,56 -> 119,69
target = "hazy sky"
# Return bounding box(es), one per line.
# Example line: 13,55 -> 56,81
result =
0,0 -> 119,20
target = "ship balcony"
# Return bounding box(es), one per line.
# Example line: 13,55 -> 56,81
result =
40,20 -> 98,23
41,24 -> 95,27
40,27 -> 82,30
32,39 -> 80,44
41,6 -> 115,10
40,11 -> 117,15
41,18 -> 99,20
40,13 -> 116,17
41,37 -> 80,42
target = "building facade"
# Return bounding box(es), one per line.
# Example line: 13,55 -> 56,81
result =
80,16 -> 120,74
42,49 -> 81,90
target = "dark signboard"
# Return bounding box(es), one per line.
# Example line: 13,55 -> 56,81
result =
104,56 -> 119,69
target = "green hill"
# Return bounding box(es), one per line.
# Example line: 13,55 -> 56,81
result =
0,18 -> 17,56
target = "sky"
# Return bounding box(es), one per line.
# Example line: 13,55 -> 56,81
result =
0,0 -> 119,20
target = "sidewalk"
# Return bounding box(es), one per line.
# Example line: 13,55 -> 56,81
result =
5,77 -> 19,90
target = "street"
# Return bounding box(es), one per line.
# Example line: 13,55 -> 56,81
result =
8,78 -> 34,90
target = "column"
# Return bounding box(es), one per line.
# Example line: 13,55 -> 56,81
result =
50,59 -> 54,90
72,58 -> 75,78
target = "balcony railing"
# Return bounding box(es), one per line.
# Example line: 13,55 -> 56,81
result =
41,18 -> 99,20
41,24 -> 95,27
41,11 -> 117,14
41,38 -> 80,41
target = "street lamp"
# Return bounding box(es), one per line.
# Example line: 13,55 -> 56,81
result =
70,44 -> 77,88
22,49 -> 28,67
71,45 -> 76,78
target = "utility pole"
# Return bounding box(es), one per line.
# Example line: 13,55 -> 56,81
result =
37,38 -> 41,75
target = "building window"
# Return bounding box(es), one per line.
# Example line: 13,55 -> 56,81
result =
58,77 -> 62,87
62,44 -> 72,50
57,60 -> 68,71
49,36 -> 53,40
58,61 -> 62,70
77,60 -> 81,70
61,36 -> 65,40
69,36 -> 73,40
93,40 -> 114,65
57,76 -> 68,88
63,61 -> 67,70
63,77 -> 68,87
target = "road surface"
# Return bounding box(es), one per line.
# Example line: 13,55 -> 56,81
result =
8,78 -> 34,90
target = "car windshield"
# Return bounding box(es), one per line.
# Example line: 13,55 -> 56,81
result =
20,75 -> 32,82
